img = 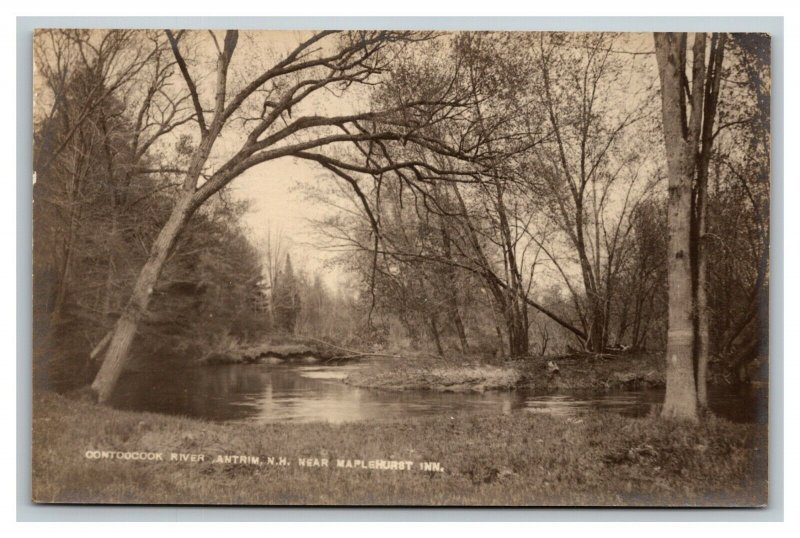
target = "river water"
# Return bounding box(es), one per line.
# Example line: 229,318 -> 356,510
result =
109,360 -> 767,424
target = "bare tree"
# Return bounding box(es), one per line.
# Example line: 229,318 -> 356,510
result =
260,222 -> 288,324
90,30 -> 452,402
519,33 -> 660,353
653,31 -> 726,420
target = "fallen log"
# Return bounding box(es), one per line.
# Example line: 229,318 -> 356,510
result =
301,337 -> 406,362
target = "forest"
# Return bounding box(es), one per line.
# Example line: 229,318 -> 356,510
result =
32,30 -> 769,423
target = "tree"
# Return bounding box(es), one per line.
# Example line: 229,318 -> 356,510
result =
520,32 -> 661,353
89,30 -> 451,402
705,34 -> 770,384
325,33 -> 665,356
260,222 -> 288,327
272,254 -> 301,334
309,33 -> 540,357
653,32 -> 726,420
612,200 -> 668,351
34,30 -> 187,324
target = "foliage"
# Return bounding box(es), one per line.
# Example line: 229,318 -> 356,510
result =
309,31 -> 768,381
32,30 -> 770,397
271,254 -> 301,334
33,30 -> 268,391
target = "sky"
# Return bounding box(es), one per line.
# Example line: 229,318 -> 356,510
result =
32,29 -> 361,291
197,30 -> 371,291
220,31 -> 660,296
33,29 -> 661,295
229,157 -> 349,289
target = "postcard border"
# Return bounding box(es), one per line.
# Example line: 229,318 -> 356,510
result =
16,15 -> 784,522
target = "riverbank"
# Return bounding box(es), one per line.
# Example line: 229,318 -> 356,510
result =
198,336 -> 339,365
344,362 -> 522,392
32,392 -> 766,506
344,352 -> 666,392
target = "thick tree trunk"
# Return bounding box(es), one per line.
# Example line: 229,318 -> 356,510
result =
654,32 -> 699,421
90,194 -> 194,403
661,172 -> 698,421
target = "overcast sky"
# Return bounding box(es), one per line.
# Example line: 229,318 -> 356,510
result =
230,156 -> 349,289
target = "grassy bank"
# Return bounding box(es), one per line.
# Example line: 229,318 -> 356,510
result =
344,352 -> 666,392
344,361 -> 521,392
32,392 -> 766,506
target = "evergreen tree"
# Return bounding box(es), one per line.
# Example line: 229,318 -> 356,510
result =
272,254 -> 301,334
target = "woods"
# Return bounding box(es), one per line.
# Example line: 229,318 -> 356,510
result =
33,29 -> 770,418
33,30 -> 266,390
28,23 -> 777,511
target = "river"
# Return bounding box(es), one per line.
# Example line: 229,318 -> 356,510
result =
108,360 -> 767,424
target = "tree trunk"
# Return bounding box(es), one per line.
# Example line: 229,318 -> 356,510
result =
437,202 -> 469,353
693,33 -> 726,410
428,315 -> 444,356
90,194 -> 194,402
574,194 -> 605,353
586,297 -> 607,352
654,32 -> 699,421
662,158 -> 699,421
101,213 -> 120,318
50,173 -> 83,326
452,308 -> 469,354
50,234 -> 74,325
493,312 -> 506,358
505,298 -> 529,357
695,215 -> 710,408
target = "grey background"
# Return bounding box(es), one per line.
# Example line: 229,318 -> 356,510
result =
17,16 -> 784,522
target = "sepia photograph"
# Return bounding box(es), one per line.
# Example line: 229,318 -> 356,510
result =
29,26 -> 771,507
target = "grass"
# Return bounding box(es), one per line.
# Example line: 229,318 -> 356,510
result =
344,352 -> 667,392
32,392 -> 767,506
344,361 -> 520,391
517,352 -> 666,390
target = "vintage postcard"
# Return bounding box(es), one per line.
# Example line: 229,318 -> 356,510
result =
31,28 -> 770,506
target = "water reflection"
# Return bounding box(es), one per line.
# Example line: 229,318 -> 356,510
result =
109,362 -> 767,424
521,385 -> 767,423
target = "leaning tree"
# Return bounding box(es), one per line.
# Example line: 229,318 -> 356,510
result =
90,30 -> 464,402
